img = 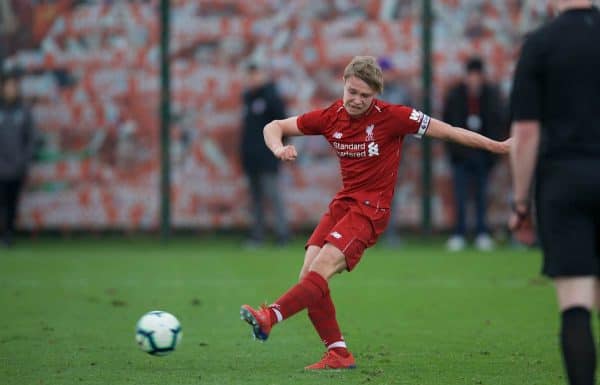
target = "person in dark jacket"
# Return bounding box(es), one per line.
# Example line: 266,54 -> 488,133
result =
443,57 -> 506,251
0,70 -> 35,247
240,61 -> 290,247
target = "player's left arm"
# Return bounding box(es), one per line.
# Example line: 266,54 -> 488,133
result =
424,118 -> 511,154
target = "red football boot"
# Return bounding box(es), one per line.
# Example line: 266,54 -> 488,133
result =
304,350 -> 357,370
240,304 -> 273,341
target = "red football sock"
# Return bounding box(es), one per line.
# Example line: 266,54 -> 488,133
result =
308,293 -> 348,356
271,271 -> 329,320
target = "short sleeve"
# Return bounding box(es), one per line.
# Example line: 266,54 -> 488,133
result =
511,33 -> 544,121
297,108 -> 330,135
389,105 -> 431,138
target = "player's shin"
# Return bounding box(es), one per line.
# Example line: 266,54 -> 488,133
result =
271,271 -> 330,321
308,292 -> 350,357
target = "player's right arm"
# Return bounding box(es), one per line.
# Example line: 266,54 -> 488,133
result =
263,116 -> 303,161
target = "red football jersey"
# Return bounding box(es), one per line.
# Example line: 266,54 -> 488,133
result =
297,99 -> 430,209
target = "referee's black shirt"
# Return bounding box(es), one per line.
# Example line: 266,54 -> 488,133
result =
511,6 -> 600,161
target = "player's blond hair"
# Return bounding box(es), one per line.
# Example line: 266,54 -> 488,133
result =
343,56 -> 384,94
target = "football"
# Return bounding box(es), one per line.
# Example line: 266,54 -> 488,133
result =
135,311 -> 182,356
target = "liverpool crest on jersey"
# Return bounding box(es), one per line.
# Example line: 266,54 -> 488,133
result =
365,124 -> 375,141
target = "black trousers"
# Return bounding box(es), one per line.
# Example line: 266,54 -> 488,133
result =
245,171 -> 289,242
0,178 -> 24,235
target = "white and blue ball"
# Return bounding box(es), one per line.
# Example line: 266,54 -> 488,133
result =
135,311 -> 182,356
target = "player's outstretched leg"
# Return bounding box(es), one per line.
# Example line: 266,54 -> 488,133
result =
240,271 -> 330,341
240,304 -> 274,341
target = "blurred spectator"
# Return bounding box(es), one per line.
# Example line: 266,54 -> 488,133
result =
239,60 -> 290,247
0,71 -> 35,247
443,57 -> 506,251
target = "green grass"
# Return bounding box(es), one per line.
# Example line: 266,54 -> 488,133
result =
0,235 -> 567,385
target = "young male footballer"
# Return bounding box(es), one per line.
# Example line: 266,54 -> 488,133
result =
241,55 -> 511,370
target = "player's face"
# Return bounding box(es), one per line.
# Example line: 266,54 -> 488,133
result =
1,78 -> 18,102
343,76 -> 376,116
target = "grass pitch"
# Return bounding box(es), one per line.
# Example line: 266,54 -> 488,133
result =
1,235 -> 567,384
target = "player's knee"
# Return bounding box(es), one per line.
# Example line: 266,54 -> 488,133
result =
298,265 -> 310,281
309,248 -> 345,280
309,262 -> 336,281
300,245 -> 320,281
555,277 -> 596,311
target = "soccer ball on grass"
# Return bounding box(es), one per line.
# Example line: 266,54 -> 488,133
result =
135,311 -> 182,356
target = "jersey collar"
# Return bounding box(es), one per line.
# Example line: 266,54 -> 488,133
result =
341,100 -> 379,121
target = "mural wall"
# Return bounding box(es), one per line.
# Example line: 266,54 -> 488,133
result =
2,0 -> 552,231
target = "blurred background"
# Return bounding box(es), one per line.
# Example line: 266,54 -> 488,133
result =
0,0 -> 560,239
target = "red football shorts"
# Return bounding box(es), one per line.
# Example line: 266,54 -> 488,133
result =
306,198 -> 390,271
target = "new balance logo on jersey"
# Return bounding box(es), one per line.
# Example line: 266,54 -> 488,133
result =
365,124 -> 375,141
368,142 -> 379,157
331,231 -> 343,239
410,109 -> 423,122
333,132 -> 343,139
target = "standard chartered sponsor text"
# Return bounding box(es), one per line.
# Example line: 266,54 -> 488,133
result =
333,142 -> 368,158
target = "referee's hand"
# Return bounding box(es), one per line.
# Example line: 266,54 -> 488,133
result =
508,210 -> 536,246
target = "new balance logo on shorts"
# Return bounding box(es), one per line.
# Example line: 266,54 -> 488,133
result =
331,231 -> 343,239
